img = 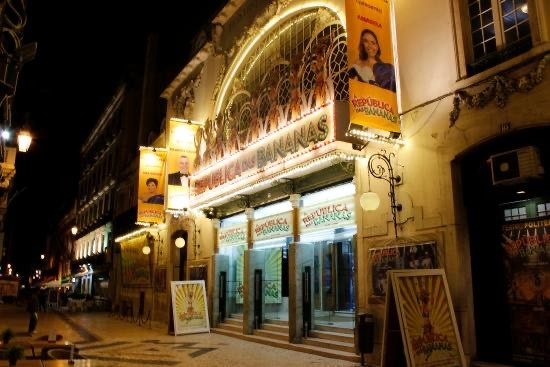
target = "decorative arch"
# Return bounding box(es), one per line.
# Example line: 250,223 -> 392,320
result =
195,4 -> 348,171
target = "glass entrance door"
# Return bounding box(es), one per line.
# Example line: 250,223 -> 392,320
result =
220,244 -> 245,318
261,244 -> 288,321
312,239 -> 355,327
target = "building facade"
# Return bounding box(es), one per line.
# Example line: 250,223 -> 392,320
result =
153,0 -> 550,366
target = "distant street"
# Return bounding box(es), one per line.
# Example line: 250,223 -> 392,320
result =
0,303 -> 358,366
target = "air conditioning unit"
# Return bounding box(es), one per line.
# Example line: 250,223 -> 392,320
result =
490,146 -> 544,185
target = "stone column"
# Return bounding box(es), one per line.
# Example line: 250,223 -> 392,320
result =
212,219 -> 220,254
245,207 -> 254,250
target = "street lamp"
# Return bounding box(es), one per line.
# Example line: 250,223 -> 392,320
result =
40,254 -> 44,260
16,129 -> 32,152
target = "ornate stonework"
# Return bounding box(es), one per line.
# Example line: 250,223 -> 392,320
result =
194,8 -> 347,171
449,54 -> 549,127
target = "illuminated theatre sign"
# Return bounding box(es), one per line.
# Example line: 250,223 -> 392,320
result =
195,108 -> 334,195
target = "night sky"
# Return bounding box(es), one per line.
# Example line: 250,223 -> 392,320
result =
7,0 -> 226,276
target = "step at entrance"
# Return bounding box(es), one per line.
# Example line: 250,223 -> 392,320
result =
211,318 -> 359,363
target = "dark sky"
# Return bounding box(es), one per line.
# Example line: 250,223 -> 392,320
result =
7,0 -> 226,275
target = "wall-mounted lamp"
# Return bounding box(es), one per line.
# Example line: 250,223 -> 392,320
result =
143,232 -> 161,255
175,237 -> 186,248
361,150 -> 403,238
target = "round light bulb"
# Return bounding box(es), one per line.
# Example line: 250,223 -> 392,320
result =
360,192 -> 380,211
175,237 -> 186,248
142,245 -> 151,255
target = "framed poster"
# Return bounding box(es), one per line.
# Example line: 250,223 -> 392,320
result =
369,242 -> 437,303
170,280 -> 210,335
382,269 -> 466,367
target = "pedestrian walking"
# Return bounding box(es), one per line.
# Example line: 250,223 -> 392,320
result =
27,290 -> 39,336
38,289 -> 48,312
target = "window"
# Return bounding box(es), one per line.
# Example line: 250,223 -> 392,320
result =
465,0 -> 532,74
504,206 -> 527,221
537,202 -> 550,217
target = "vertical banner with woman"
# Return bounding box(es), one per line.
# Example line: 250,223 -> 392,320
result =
137,147 -> 167,223
167,119 -> 199,211
345,0 -> 399,133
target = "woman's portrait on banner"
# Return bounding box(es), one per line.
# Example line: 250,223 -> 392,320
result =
348,28 -> 396,93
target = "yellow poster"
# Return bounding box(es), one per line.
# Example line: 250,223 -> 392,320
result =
345,0 -> 399,132
167,119 -> 199,211
171,280 -> 210,335
387,269 -> 466,367
137,148 -> 166,223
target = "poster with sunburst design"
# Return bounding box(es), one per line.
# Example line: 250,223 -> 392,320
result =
170,280 -> 210,335
264,247 -> 282,304
235,245 -> 245,304
390,269 -> 466,367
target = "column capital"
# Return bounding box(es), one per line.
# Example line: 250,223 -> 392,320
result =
289,194 -> 301,208
245,207 -> 254,220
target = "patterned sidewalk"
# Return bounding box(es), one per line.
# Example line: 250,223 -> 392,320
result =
0,303 -> 359,366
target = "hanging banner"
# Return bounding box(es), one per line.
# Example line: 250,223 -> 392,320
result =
345,0 -> 399,132
501,219 -> 550,365
167,119 -> 199,211
253,212 -> 293,241
138,148 -> 167,223
218,224 -> 247,247
300,196 -> 355,233
171,280 -> 210,335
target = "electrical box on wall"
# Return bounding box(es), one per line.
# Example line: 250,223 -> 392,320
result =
490,146 -> 544,185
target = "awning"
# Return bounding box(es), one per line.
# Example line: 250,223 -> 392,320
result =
42,280 -> 61,288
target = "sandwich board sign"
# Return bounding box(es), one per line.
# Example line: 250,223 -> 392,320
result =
170,280 -> 210,335
381,269 -> 466,367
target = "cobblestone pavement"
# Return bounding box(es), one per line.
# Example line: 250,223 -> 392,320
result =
0,303 -> 359,366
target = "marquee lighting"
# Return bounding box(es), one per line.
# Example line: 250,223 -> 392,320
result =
135,221 -> 152,227
346,128 -> 405,146
138,146 -> 168,152
169,117 -> 204,126
142,245 -> 151,255
193,151 -> 352,210
114,228 -> 150,243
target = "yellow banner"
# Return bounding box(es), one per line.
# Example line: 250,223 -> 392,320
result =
346,0 -> 399,132
137,148 -> 167,223
167,119 -> 199,210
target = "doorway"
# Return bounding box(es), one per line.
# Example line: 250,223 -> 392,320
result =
460,127 -> 550,366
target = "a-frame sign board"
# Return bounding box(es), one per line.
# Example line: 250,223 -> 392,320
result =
381,269 -> 467,367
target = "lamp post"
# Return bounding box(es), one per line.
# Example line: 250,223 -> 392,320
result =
365,150 -> 402,238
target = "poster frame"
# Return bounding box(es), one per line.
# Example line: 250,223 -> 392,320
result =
382,269 -> 466,367
170,280 -> 210,335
